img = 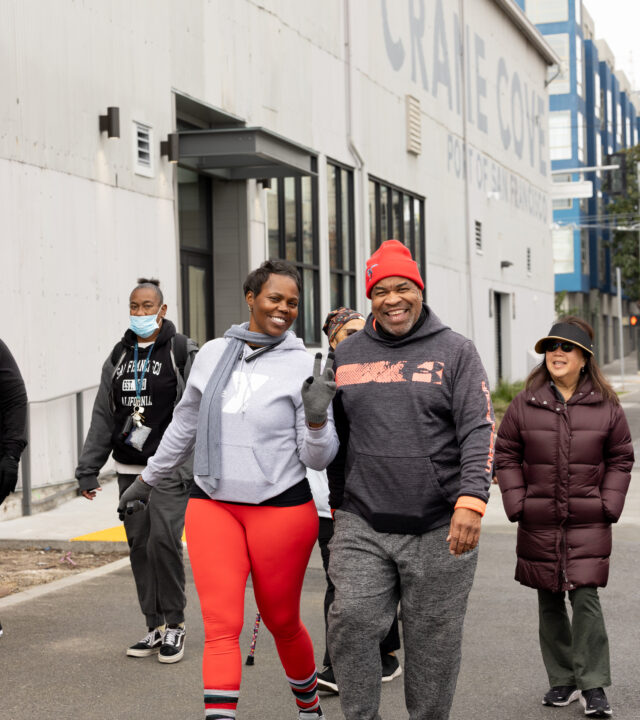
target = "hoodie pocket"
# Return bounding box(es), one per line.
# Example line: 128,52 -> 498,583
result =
349,451 -> 453,533
220,443 -> 269,484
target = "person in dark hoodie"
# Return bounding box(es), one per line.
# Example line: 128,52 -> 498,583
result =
327,240 -> 495,720
0,338 -> 28,639
75,278 -> 198,663
315,307 -> 402,695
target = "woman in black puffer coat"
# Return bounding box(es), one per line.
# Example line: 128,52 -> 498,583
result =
495,317 -> 633,718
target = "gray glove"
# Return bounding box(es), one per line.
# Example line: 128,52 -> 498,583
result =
117,477 -> 152,521
301,352 -> 336,425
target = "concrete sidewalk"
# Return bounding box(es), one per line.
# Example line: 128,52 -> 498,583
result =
0,477 -> 130,552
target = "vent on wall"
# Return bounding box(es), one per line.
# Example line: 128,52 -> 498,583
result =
475,220 -> 482,251
406,95 -> 421,155
526,247 -> 532,273
134,121 -> 153,177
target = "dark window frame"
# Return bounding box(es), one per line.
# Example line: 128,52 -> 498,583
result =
368,176 -> 426,287
268,175 -> 321,345
327,160 -> 356,311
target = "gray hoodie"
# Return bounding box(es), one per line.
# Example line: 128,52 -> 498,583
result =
142,331 -> 338,504
329,306 -> 495,534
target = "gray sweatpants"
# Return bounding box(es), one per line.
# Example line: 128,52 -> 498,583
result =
327,511 -> 478,720
118,474 -> 191,628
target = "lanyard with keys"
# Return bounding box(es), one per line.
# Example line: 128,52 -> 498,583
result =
132,341 -> 155,426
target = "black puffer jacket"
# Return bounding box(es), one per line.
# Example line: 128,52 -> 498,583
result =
495,379 -> 633,592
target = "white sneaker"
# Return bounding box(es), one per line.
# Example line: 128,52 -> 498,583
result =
126,626 -> 164,657
158,623 -> 186,664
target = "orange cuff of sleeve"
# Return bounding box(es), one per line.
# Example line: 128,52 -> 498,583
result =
454,496 -> 487,517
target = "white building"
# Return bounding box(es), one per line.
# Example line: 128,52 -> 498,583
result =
0,0 -> 557,513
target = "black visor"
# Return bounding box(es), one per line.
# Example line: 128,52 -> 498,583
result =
534,322 -> 594,356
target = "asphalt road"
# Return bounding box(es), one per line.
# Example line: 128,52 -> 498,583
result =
1,524 -> 639,720
2,385 -> 640,719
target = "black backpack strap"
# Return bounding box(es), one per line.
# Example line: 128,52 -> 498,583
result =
171,333 -> 189,380
110,341 -> 126,367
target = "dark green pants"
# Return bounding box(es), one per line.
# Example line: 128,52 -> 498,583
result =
537,587 -> 610,690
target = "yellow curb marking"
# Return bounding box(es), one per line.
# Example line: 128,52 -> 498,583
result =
71,526 -> 186,543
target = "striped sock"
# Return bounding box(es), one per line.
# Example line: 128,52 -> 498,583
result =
203,688 -> 239,719
287,669 -> 322,716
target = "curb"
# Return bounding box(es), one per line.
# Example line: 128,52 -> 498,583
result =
0,556 -> 130,609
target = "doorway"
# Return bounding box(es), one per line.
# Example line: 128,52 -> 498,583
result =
178,167 -> 214,346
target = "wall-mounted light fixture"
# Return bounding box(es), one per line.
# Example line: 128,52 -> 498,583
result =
160,133 -> 179,163
500,260 -> 513,269
257,178 -> 272,189
99,107 -> 120,139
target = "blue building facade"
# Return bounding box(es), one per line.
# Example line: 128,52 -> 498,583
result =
517,0 -> 639,363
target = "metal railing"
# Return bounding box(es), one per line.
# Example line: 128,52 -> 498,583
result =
20,385 -> 98,516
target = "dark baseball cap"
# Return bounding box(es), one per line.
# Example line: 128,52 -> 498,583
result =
534,322 -> 594,356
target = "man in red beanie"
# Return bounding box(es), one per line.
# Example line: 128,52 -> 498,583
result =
326,239 -> 494,720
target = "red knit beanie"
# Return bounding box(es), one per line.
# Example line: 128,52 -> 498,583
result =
365,239 -> 424,298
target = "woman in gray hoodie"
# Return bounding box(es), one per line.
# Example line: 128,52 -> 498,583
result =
118,260 -> 338,720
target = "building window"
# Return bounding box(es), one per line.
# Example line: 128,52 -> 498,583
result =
616,103 -> 623,145
178,167 -> 214,346
327,162 -> 356,311
577,111 -> 585,162
594,73 -> 601,119
626,117 -> 631,147
133,121 -> 153,177
526,247 -> 532,274
544,34 -> 570,95
549,111 -> 572,160
552,227 -> 574,274
607,89 -> 613,135
368,178 -> 425,285
575,35 -> 584,98
267,176 -> 320,345
475,221 -> 483,252
580,229 -> 589,274
525,0 -> 568,23
598,236 -> 606,285
553,174 -> 573,210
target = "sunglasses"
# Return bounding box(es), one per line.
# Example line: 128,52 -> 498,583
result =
544,340 -> 576,353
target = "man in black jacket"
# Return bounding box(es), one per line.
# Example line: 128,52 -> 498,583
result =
0,338 -> 28,638
327,241 -> 495,720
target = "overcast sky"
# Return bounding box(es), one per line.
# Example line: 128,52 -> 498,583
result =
583,0 -> 640,91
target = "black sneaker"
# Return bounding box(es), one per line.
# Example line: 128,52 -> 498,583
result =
159,623 -> 186,664
543,685 -> 580,706
0,620 -> 3,637
381,653 -> 402,683
580,688 -> 612,717
316,666 -> 339,694
126,627 -> 164,657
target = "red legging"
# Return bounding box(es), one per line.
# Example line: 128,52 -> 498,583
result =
185,498 -> 318,694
